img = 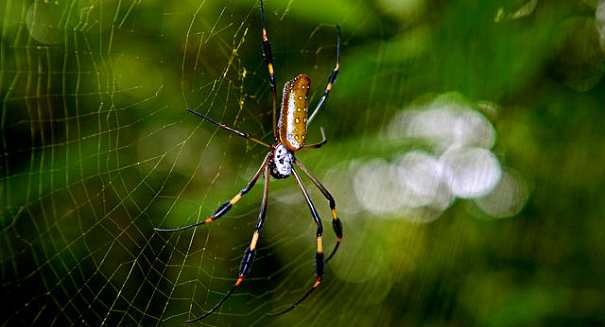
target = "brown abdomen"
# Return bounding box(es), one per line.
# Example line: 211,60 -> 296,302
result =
278,74 -> 310,151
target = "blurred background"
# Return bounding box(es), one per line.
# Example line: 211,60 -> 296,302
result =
1,0 -> 604,326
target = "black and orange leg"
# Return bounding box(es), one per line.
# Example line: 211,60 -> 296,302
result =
187,109 -> 272,148
154,153 -> 271,233
187,164 -> 271,323
267,167 -> 324,316
307,25 -> 341,125
293,159 -> 342,262
259,0 -> 278,139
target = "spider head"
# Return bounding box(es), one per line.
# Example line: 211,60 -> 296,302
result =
269,144 -> 294,179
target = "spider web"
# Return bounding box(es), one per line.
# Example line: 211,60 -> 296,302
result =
0,1 -> 375,326
2,0 -> 604,326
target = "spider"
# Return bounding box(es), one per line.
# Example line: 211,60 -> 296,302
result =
154,0 -> 342,322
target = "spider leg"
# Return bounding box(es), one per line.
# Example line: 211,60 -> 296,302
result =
306,25 -> 340,126
267,167 -> 324,316
294,159 -> 342,262
187,109 -> 271,148
300,127 -> 327,150
259,0 -> 278,139
154,153 -> 271,233
187,164 -> 271,323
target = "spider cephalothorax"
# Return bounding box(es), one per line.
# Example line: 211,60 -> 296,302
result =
269,144 -> 294,179
154,0 -> 342,322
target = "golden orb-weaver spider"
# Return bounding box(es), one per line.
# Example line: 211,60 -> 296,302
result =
154,0 -> 342,322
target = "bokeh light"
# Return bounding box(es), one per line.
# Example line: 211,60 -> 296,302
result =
475,168 -> 529,219
595,0 -> 605,51
440,146 -> 501,199
355,93 -> 523,220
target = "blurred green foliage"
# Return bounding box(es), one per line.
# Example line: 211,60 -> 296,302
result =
1,0 -> 603,326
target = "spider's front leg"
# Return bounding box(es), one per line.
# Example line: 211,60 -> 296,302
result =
306,25 -> 340,126
154,152 -> 271,233
187,164 -> 271,322
259,0 -> 278,138
300,127 -> 327,150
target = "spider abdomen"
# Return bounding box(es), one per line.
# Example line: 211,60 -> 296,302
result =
269,144 -> 294,179
278,74 -> 310,151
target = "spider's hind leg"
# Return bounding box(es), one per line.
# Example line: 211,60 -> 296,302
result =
267,167 -> 325,316
294,159 -> 342,262
154,152 -> 272,233
187,164 -> 272,322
